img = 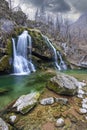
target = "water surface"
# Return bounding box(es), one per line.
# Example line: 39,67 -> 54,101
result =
0,71 -> 52,110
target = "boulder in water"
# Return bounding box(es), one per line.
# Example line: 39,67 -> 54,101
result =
12,92 -> 40,114
47,73 -> 86,96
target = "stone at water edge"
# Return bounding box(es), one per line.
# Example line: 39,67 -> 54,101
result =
47,73 -> 86,96
0,118 -> 9,130
40,97 -> 54,105
12,92 -> 40,114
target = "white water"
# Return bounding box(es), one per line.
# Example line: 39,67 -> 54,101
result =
43,35 -> 67,70
12,30 -> 35,75
57,51 -> 67,70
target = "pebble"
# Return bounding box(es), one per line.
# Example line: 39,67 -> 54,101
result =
56,118 -> 65,127
55,98 -> 68,105
40,97 -> 54,105
85,116 -> 87,120
77,94 -> 83,98
9,115 -> 16,123
82,103 -> 87,109
78,89 -> 85,95
79,108 -> 87,114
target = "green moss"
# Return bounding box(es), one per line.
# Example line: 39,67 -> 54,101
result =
47,81 -> 77,96
0,55 -> 10,71
6,39 -> 12,57
20,103 -> 37,114
0,88 -> 9,94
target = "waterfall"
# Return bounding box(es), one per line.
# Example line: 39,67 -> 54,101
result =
12,30 -> 35,75
43,35 -> 67,70
57,51 -> 67,70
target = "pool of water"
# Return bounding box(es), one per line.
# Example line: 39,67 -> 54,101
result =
0,71 -> 53,110
0,69 -> 87,110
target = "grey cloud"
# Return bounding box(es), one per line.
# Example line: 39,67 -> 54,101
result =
23,0 -> 44,7
66,0 -> 87,13
48,0 -> 71,12
22,0 -> 71,13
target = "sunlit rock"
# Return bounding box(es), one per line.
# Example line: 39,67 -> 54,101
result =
56,118 -> 65,127
40,97 -> 54,105
0,118 -> 9,130
13,92 -> 40,114
47,73 -> 86,96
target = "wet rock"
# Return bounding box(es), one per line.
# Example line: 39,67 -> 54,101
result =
40,97 -> 54,105
56,118 -> 65,127
47,73 -> 86,96
55,98 -> 68,105
0,118 -> 9,130
13,92 -> 40,114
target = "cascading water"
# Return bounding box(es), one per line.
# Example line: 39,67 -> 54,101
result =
12,30 -> 35,75
43,35 -> 67,70
57,51 -> 67,70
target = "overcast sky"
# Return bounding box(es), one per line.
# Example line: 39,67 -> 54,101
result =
7,0 -> 87,21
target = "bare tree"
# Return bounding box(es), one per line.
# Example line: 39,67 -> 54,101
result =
35,8 -> 40,22
8,0 -> 14,11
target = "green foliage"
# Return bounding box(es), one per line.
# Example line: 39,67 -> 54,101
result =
26,70 -> 55,92
0,55 -> 9,71
6,39 -> 12,56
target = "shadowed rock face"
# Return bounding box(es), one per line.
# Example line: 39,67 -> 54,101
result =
47,73 -> 86,96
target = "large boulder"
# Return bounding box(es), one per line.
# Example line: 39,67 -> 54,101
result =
0,118 -> 9,130
12,92 -> 40,114
47,73 -> 86,96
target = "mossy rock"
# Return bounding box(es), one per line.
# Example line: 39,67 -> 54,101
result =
20,103 -> 37,114
47,73 -> 78,96
11,27 -> 53,59
0,55 -> 10,71
47,81 -> 77,95
6,39 -> 12,56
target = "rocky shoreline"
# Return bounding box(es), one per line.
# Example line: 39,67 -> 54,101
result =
0,72 -> 87,130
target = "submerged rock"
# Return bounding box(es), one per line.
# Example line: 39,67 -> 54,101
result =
0,88 -> 9,94
40,97 -> 54,105
0,118 -> 9,130
47,73 -> 86,96
13,92 -> 40,114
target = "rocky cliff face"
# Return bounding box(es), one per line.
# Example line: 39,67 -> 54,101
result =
0,0 -> 28,73
64,13 -> 87,68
